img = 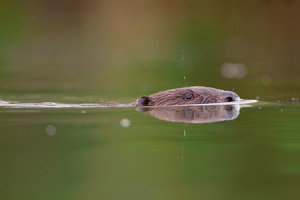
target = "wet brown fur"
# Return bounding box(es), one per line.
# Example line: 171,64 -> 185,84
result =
137,86 -> 240,106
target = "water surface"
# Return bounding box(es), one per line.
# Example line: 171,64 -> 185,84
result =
1,1 -> 300,199
1,100 -> 300,200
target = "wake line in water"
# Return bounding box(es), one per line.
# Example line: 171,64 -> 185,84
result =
0,101 -> 124,108
0,100 -> 258,109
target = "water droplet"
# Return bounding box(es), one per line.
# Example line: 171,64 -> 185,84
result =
221,63 -> 247,79
120,119 -> 131,127
46,125 -> 56,136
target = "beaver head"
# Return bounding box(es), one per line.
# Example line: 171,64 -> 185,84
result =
137,86 -> 240,106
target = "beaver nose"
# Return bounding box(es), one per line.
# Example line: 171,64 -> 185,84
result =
224,91 -> 240,102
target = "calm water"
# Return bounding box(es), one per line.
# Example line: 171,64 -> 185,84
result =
1,1 -> 300,199
1,100 -> 300,200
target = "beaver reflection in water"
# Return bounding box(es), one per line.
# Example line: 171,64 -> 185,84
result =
136,86 -> 240,106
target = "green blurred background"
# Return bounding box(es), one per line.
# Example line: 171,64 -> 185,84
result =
1,1 -> 300,200
1,0 -> 299,102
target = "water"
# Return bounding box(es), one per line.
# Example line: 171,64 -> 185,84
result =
1,1 -> 300,199
1,100 -> 300,200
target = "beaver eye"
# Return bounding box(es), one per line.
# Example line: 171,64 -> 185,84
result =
185,94 -> 193,100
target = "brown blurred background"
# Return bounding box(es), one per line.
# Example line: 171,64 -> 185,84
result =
1,0 -> 300,101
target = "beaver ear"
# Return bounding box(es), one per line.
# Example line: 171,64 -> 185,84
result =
137,96 -> 152,106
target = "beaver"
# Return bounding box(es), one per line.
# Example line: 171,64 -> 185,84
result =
0,86 -> 240,108
136,86 -> 240,107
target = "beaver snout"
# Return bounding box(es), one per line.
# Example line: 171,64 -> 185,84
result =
223,91 -> 240,102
